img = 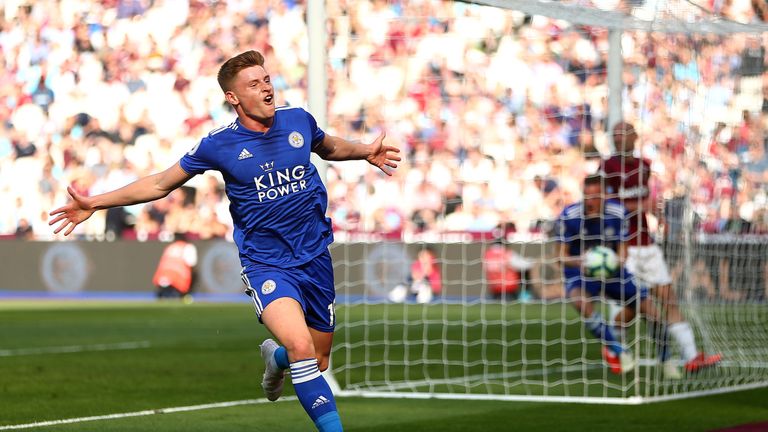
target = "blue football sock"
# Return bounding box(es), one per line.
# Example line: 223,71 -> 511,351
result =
274,346 -> 289,370
585,311 -> 623,355
290,358 -> 343,432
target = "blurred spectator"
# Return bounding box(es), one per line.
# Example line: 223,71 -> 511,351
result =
388,247 -> 442,304
31,77 -> 54,114
739,35 -> 765,78
153,232 -> 198,300
15,218 -> 34,240
483,236 -> 534,300
753,0 -> 768,21
0,0 -> 763,244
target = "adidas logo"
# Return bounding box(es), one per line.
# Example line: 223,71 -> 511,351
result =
311,395 -> 330,409
238,148 -> 253,160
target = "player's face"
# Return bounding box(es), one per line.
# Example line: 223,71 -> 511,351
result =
583,183 -> 603,217
226,65 -> 275,124
612,122 -> 637,152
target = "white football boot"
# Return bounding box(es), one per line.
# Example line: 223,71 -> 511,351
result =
663,359 -> 682,380
260,338 -> 285,401
619,351 -> 636,374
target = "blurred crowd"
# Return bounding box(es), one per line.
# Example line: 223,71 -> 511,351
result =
1,0 -> 766,242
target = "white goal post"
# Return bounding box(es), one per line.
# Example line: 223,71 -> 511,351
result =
319,0 -> 768,403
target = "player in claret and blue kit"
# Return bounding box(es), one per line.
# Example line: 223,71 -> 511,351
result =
603,122 -> 721,377
49,50 -> 401,432
557,174 -> 662,375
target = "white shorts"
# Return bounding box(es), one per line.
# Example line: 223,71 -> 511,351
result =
625,244 -> 672,287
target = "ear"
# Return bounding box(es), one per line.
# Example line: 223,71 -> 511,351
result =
225,91 -> 239,106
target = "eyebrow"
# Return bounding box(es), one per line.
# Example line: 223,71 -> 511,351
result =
247,75 -> 270,85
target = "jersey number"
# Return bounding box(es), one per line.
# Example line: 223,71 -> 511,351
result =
328,302 -> 336,327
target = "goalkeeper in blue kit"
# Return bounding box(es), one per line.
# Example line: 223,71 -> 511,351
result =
556,174 -> 664,375
49,50 -> 401,432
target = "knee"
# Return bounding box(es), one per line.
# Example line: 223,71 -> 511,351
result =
656,284 -> 673,298
639,298 -> 657,317
284,339 -> 316,362
619,307 -> 636,323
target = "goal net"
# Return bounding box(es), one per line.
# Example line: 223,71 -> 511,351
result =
324,0 -> 768,403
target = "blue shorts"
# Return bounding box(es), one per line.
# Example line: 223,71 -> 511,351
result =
241,249 -> 336,333
564,267 -> 648,307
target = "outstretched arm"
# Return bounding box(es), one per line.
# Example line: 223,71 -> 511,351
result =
314,132 -> 401,176
49,162 -> 194,236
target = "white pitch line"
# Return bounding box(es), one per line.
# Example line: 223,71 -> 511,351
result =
0,341 -> 151,357
0,397 -> 297,430
356,363 -> 605,393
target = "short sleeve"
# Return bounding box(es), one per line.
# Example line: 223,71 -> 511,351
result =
619,214 -> 630,242
179,136 -> 217,175
554,212 -> 570,243
304,109 -> 326,149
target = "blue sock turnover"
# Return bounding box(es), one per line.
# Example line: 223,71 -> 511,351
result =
274,346 -> 289,369
290,358 -> 343,432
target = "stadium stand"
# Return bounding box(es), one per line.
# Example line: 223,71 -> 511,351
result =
0,0 -> 765,241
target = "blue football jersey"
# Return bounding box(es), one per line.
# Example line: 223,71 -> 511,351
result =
555,199 -> 628,278
179,106 -> 332,267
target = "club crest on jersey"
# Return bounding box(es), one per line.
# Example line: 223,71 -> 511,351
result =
261,279 -> 277,295
288,131 -> 304,148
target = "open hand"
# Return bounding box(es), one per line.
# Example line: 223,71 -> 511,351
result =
366,133 -> 401,176
48,185 -> 96,236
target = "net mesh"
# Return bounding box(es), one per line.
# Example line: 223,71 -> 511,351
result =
325,0 -> 767,402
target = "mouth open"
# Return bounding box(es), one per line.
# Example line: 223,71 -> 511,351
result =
264,94 -> 274,104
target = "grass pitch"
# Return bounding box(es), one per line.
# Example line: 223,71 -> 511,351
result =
0,300 -> 766,431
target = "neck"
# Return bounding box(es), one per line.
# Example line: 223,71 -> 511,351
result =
618,150 -> 634,157
237,111 -> 273,133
